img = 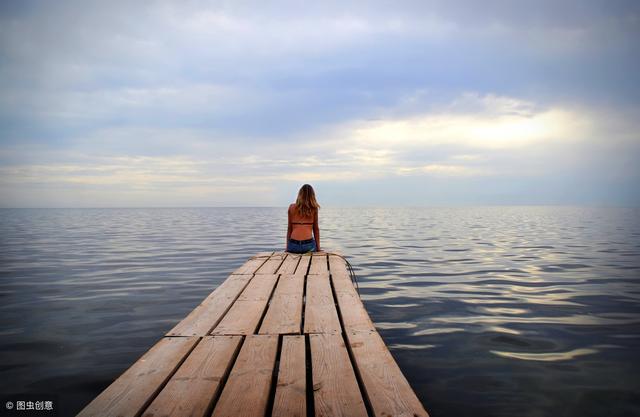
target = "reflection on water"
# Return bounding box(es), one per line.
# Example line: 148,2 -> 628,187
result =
490,347 -> 598,362
1,207 -> 639,416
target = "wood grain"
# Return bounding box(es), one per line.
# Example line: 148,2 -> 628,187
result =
77,337 -> 198,417
212,335 -> 279,417
233,256 -> 270,274
347,330 -> 430,417
237,274 -> 279,300
335,292 -> 376,333
328,255 -> 355,292
309,333 -> 368,417
271,336 -> 306,417
255,254 -> 286,274
166,274 -> 252,336
211,274 -> 279,335
210,300 -> 269,335
142,336 -> 242,417
304,273 -> 341,334
308,254 -> 328,275
82,253 -> 430,417
259,274 -> 304,334
295,254 -> 311,275
276,254 -> 300,274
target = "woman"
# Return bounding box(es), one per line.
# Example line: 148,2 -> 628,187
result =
286,184 -> 321,253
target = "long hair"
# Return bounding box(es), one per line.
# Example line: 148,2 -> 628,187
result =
295,184 -> 320,218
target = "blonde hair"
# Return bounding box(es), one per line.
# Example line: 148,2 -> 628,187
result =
294,184 -> 320,218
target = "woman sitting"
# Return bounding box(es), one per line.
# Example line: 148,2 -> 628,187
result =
286,184 -> 321,253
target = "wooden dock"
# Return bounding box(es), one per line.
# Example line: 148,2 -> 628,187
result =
77,252 -> 429,417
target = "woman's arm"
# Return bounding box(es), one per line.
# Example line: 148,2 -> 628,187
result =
286,205 -> 292,249
313,208 -> 320,251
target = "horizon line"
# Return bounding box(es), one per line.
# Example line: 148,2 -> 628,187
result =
1,203 -> 637,210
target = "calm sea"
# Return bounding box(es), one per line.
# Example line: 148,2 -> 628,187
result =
1,207 -> 639,416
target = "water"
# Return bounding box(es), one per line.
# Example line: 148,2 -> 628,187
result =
1,207 -> 639,417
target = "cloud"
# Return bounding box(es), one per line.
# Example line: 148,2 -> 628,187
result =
0,1 -> 639,206
396,164 -> 487,177
338,94 -> 586,151
2,92 -> 636,202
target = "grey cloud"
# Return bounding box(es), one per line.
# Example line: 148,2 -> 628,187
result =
1,0 -> 639,206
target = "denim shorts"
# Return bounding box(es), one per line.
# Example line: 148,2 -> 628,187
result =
287,237 -> 316,254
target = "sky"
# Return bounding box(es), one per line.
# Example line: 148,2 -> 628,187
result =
0,0 -> 639,207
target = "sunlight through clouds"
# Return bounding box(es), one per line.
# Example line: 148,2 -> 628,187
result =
0,91 -> 633,206
343,95 -> 586,151
396,164 -> 487,177
0,1 -> 638,206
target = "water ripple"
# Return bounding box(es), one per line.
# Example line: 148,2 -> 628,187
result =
1,206 -> 639,417
491,348 -> 599,362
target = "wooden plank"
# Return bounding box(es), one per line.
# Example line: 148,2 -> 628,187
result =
255,251 -> 274,257
210,299 -> 269,334
82,252 -> 430,417
77,337 -> 199,417
211,274 -> 279,335
167,274 -> 252,336
212,335 -> 279,417
295,254 -> 311,275
142,336 -> 242,417
305,273 -> 334,305
347,331 -> 430,417
328,254 -> 376,332
332,277 -> 359,298
259,274 -> 305,334
328,254 -> 360,298
310,333 -> 368,417
233,256 -> 269,274
276,254 -> 300,274
272,336 -> 306,417
336,292 -> 376,332
304,273 -> 341,334
308,254 -> 328,275
328,254 -> 348,270
268,273 -> 305,297
237,274 -> 279,300
255,253 -> 286,274
329,255 -> 352,286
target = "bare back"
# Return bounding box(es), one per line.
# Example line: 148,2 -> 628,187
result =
288,204 -> 316,240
